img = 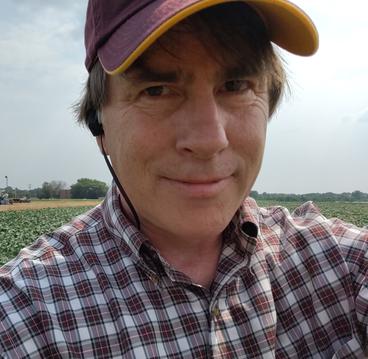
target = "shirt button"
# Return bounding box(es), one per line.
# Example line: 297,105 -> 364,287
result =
212,307 -> 221,318
148,274 -> 159,285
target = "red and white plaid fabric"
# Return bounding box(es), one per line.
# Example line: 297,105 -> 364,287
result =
1,183 -> 367,358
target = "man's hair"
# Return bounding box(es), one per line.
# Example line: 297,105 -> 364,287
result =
75,2 -> 286,126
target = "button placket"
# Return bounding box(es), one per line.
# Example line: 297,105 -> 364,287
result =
211,306 -> 221,319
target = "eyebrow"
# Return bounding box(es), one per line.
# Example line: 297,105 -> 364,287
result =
223,65 -> 257,80
121,61 -> 258,85
122,62 -> 180,84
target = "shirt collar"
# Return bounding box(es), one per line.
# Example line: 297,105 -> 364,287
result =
223,197 -> 260,256
101,181 -> 148,261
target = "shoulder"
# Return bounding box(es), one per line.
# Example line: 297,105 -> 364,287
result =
252,201 -> 368,355
254,200 -> 367,275
0,204 -> 105,293
0,205 -> 108,354
258,200 -> 367,245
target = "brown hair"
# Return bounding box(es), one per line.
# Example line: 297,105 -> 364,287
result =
75,2 -> 286,125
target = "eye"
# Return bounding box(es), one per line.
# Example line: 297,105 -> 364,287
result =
222,80 -> 250,92
143,85 -> 170,97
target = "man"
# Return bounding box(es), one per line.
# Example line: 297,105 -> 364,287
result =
0,0 -> 367,358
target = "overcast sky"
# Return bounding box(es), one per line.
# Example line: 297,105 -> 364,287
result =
1,0 -> 367,194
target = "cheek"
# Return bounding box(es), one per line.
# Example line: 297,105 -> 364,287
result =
227,106 -> 267,187
102,108 -> 136,172
103,107 -> 169,180
230,104 -> 267,153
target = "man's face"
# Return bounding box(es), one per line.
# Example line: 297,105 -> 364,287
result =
101,29 -> 269,241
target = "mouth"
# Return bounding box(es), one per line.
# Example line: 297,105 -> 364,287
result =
163,176 -> 232,198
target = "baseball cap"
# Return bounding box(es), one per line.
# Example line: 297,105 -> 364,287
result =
85,0 -> 319,75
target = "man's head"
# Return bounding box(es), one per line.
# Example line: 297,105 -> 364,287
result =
75,0 -> 318,239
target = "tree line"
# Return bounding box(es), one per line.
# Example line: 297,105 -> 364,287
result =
2,178 -> 108,200
250,190 -> 368,202
2,181 -> 368,202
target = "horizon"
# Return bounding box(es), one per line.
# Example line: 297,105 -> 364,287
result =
1,182 -> 368,197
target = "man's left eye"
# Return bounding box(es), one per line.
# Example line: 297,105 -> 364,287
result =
222,80 -> 250,92
143,86 -> 169,97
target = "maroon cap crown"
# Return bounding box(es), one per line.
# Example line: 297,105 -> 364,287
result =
84,0 -> 318,74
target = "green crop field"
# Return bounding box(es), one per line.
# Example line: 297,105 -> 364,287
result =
1,201 -> 367,267
0,206 -> 94,266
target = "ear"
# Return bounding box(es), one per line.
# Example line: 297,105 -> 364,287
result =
96,134 -> 109,155
87,110 -> 104,136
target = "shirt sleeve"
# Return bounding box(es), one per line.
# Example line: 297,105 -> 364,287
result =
330,219 -> 368,355
0,263 -> 49,357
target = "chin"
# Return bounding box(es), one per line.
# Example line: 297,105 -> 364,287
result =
171,205 -> 236,236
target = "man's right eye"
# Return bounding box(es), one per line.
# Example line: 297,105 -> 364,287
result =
143,86 -> 168,97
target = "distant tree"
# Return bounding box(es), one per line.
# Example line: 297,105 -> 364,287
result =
70,178 -> 108,199
40,181 -> 67,199
351,190 -> 364,202
29,187 -> 42,199
252,191 -> 368,203
250,190 -> 259,199
40,182 -> 52,199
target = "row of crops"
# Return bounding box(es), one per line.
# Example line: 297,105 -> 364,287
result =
1,202 -> 367,266
0,206 -> 94,266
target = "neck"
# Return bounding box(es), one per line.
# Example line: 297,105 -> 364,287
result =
143,226 -> 223,288
117,196 -> 224,288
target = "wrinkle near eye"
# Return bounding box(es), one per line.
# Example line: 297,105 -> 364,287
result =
251,96 -> 269,119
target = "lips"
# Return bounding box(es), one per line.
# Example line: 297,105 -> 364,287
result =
175,178 -> 227,184
162,175 -> 232,198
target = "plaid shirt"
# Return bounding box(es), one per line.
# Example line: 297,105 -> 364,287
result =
1,183 -> 367,358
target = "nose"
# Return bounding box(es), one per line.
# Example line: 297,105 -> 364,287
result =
175,93 -> 229,159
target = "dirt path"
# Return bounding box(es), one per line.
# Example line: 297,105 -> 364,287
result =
0,200 -> 101,212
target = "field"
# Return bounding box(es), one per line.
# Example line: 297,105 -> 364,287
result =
0,200 -> 367,266
0,200 -> 100,266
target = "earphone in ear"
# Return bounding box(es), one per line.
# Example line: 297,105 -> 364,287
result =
87,109 -> 141,229
87,110 -> 104,137
87,110 -> 141,229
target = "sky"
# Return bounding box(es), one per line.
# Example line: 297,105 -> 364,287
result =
0,0 -> 367,194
